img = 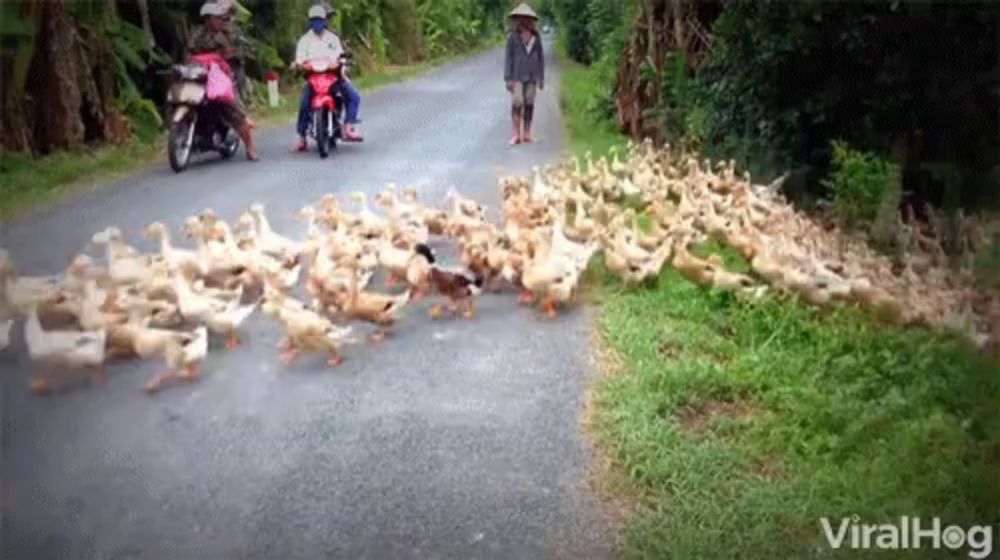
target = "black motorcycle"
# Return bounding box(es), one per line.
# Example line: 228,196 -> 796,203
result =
165,55 -> 241,173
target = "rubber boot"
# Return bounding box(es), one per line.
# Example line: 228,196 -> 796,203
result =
522,104 -> 535,143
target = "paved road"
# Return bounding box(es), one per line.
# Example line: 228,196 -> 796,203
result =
0,45 -> 614,559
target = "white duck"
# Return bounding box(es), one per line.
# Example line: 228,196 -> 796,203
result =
172,272 -> 256,349
531,166 -> 551,201
248,203 -> 302,257
144,221 -> 198,273
91,227 -> 162,286
347,191 -> 389,236
24,304 -> 107,393
550,211 -> 598,270
116,312 -> 209,394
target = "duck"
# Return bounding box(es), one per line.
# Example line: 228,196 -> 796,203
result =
621,236 -> 674,287
531,166 -> 552,201
376,237 -> 424,288
109,313 -> 209,393
144,221 -> 198,273
348,191 -> 389,237
414,244 -> 484,319
670,236 -> 716,287
5,268 -> 67,313
78,279 -> 129,330
317,256 -> 411,341
260,289 -> 354,367
248,203 -> 303,257
172,270 -> 256,349
24,303 -> 107,393
189,215 -> 253,273
518,235 -> 580,319
374,184 -> 421,222
296,205 -> 326,244
550,212 -> 598,270
90,227 -> 164,286
444,186 -> 487,221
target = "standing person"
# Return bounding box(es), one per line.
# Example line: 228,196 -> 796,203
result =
188,1 -> 258,160
290,4 -> 364,152
504,3 -> 545,145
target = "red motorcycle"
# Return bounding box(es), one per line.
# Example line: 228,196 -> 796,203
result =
301,57 -> 346,159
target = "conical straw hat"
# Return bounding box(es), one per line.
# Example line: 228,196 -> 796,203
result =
508,2 -> 539,20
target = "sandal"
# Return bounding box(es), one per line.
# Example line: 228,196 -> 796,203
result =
291,139 -> 308,153
509,136 -> 521,146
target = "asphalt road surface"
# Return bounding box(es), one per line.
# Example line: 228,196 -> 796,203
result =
0,44 -> 615,559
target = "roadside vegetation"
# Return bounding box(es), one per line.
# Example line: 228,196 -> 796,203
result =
0,42 -> 498,220
552,1 -> 1000,557
0,0 -> 508,219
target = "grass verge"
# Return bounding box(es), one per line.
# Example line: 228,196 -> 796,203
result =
0,39 -> 500,221
562,50 -> 1000,559
556,47 -> 624,158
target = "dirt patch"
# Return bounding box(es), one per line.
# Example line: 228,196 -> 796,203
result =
656,338 -> 682,360
677,398 -> 758,436
750,455 -> 786,481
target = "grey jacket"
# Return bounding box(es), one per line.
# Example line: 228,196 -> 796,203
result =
504,31 -> 545,85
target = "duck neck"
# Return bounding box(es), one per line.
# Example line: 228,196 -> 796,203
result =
25,306 -> 42,338
158,231 -> 173,256
103,242 -> 117,268
348,264 -> 360,309
255,212 -> 274,238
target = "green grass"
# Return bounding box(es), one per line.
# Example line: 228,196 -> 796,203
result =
0,39 -> 501,221
556,47 -> 624,158
592,265 -> 1000,559
558,45 -> 1000,560
0,140 -> 165,219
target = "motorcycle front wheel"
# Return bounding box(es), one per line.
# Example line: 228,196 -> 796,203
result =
168,113 -> 197,173
314,108 -> 330,159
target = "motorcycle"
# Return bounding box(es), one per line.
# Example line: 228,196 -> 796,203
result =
300,55 -> 349,159
165,52 -> 241,173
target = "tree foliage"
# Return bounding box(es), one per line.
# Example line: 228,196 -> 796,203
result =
563,0 -> 1000,214
697,0 -> 1000,209
1,0 -> 509,156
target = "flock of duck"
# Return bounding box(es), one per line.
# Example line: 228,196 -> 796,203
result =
2,140 -> 997,394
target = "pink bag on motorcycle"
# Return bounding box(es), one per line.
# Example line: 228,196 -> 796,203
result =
206,63 -> 235,103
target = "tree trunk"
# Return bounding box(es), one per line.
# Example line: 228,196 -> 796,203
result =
28,0 -> 119,154
0,0 -> 43,153
31,0 -> 87,153
136,0 -> 156,52
672,0 -> 687,55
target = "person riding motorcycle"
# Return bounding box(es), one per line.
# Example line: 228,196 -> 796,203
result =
290,4 -> 364,151
187,1 -> 258,160
215,0 -> 251,107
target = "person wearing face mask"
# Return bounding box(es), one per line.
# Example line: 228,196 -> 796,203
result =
290,4 -> 364,151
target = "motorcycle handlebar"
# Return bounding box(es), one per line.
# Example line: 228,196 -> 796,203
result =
296,57 -> 349,74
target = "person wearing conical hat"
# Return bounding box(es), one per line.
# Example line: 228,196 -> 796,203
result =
504,2 -> 545,145
188,2 -> 259,160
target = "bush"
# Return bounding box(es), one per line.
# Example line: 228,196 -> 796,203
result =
552,0 -> 591,64
821,141 -> 900,231
383,0 -> 425,63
